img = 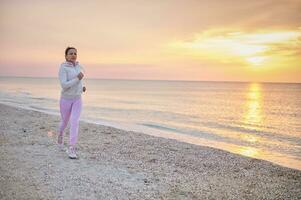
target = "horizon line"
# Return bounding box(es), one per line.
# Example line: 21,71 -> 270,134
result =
0,75 -> 300,84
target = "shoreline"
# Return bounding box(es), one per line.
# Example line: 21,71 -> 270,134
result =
1,100 -> 300,171
1,103 -> 301,199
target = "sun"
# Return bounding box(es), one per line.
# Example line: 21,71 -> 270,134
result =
169,29 -> 301,68
246,56 -> 267,66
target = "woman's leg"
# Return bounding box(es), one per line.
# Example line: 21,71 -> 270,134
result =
69,98 -> 82,146
58,98 -> 72,144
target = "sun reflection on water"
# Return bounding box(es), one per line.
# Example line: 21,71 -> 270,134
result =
238,83 -> 263,157
241,134 -> 259,143
237,146 -> 259,157
243,83 -> 263,130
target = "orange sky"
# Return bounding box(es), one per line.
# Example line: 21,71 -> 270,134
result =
0,0 -> 300,82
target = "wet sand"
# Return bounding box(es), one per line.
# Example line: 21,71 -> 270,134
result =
0,103 -> 300,199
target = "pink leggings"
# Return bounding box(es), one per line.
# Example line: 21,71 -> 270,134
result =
59,97 -> 82,146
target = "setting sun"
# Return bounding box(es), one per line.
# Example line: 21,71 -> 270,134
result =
246,56 -> 267,66
168,29 -> 301,71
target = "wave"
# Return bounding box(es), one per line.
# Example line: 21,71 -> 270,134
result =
140,122 -> 228,141
141,121 -> 301,148
17,91 -> 32,96
140,123 -> 182,133
29,106 -> 58,113
200,121 -> 301,145
31,97 -> 48,100
0,99 -> 24,104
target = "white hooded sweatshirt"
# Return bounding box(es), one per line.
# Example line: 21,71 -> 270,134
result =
58,61 -> 83,99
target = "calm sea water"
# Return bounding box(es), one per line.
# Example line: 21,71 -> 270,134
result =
0,77 -> 300,170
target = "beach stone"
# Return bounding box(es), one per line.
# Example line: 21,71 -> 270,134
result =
0,103 -> 301,200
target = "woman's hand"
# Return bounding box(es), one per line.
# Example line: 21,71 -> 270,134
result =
77,72 -> 84,80
83,86 -> 86,92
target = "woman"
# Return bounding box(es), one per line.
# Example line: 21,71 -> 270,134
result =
58,47 -> 86,159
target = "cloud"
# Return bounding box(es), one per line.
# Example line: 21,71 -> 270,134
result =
263,35 -> 301,57
167,28 -> 301,67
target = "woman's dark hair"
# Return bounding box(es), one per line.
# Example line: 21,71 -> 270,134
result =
65,47 -> 77,56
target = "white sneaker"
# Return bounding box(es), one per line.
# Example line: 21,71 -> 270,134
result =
68,146 -> 77,159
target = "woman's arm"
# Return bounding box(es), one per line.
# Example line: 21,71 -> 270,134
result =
58,67 -> 80,89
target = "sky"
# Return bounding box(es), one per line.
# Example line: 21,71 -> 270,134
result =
0,0 -> 301,82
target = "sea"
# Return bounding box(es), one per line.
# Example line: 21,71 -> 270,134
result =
0,77 -> 300,170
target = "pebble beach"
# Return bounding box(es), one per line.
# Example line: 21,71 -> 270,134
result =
1,103 -> 301,199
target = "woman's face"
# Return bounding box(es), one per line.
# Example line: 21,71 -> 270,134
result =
65,48 -> 77,63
